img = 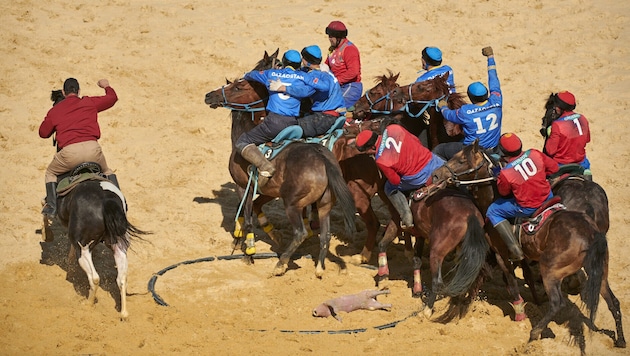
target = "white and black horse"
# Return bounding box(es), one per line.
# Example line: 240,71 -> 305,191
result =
43,91 -> 148,320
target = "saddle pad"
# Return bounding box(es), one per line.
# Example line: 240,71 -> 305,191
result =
521,203 -> 566,235
57,173 -> 108,196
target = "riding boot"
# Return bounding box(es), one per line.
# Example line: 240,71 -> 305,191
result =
494,220 -> 524,262
240,144 -> 276,187
107,174 -> 121,189
41,182 -> 57,219
389,190 -> 413,229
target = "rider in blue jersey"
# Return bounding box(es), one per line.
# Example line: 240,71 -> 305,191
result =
272,45 -> 346,137
237,50 -> 313,186
415,47 -> 456,94
433,46 -> 503,160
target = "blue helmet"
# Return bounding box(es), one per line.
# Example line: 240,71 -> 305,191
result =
282,50 -> 302,69
422,47 -> 442,66
467,82 -> 488,102
301,45 -> 322,65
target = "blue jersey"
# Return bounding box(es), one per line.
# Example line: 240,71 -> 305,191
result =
244,68 -> 312,117
416,65 -> 455,94
439,57 -> 502,149
290,69 -> 345,112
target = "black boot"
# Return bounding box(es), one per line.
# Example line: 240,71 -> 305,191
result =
494,220 -> 524,261
388,190 -> 413,228
240,144 -> 276,187
41,182 -> 57,218
107,174 -> 120,189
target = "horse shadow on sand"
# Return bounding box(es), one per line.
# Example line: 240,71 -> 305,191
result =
193,181 -> 390,273
37,220 -> 125,313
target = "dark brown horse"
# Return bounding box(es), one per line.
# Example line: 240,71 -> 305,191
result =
432,141 -> 626,348
205,54 -> 397,265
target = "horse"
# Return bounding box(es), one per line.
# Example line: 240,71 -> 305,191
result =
43,162 -> 148,320
431,140 -> 626,348
205,52 -> 396,266
389,73 -> 465,150
204,75 -> 357,278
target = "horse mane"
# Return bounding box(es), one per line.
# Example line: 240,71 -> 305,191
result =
373,70 -> 399,86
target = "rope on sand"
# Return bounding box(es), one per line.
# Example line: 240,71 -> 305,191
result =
147,253 -> 420,334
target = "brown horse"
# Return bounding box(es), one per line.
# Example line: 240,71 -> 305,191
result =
432,140 -> 626,349
205,56 -> 397,265
389,73 -> 465,150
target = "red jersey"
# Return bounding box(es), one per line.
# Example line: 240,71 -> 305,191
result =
374,124 -> 433,186
39,87 -> 118,149
325,38 -> 361,86
544,112 -> 590,165
497,149 -> 559,208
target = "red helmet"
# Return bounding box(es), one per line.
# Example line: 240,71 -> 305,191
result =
555,91 -> 576,111
326,21 -> 348,38
355,130 -> 378,152
498,133 -> 522,157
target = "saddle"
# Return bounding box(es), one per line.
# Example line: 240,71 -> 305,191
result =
549,164 -> 587,189
57,162 -> 108,196
411,179 -> 450,203
519,196 -> 566,235
259,116 -> 347,160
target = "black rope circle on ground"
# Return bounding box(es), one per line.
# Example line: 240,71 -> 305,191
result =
147,253 -> 420,334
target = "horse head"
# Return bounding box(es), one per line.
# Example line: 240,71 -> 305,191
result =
50,90 -> 64,106
432,139 -> 494,186
540,92 -> 559,137
352,70 -> 400,119
204,48 -> 279,109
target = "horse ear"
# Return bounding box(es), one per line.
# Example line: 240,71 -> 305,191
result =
473,138 -> 480,152
226,78 -> 232,85
394,72 -> 400,82
272,48 -> 279,58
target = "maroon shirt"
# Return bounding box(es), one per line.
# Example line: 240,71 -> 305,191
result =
544,111 -> 590,165
39,87 -> 118,149
497,149 -> 559,208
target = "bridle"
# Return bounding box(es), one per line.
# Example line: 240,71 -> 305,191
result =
362,84 -> 401,115
442,149 -> 497,187
397,82 -> 445,119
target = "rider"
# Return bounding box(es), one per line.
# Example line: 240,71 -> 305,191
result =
324,20 -> 363,110
39,78 -> 119,220
433,46 -> 502,160
239,50 -> 313,186
542,91 -> 592,179
270,45 -> 346,138
415,46 -> 456,94
355,124 -> 445,228
487,133 -> 559,261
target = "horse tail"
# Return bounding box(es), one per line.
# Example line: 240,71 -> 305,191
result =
322,153 -> 356,237
103,199 -> 149,248
443,215 -> 489,297
582,231 -> 607,324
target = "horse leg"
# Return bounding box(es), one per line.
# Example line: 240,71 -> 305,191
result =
308,203 -> 319,232
600,281 -> 626,348
315,215 -> 331,278
76,242 -> 100,306
530,277 -> 564,342
273,207 -> 308,276
424,252 -> 445,319
412,238 -> 425,297
112,240 -> 129,320
253,195 -> 277,245
356,202 -> 379,265
376,220 -> 399,284
302,207 -> 314,238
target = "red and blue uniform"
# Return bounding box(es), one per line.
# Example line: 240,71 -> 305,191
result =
325,38 -> 362,108
543,111 -> 590,168
373,124 -> 445,195
487,149 -> 559,225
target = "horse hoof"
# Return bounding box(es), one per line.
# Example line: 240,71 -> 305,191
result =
423,306 -> 433,319
315,265 -> 324,279
615,339 -> 626,348
350,254 -> 364,266
273,264 -> 287,276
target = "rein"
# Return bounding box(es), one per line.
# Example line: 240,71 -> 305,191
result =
219,83 -> 266,113
399,84 -> 444,118
446,151 -> 497,186
364,89 -> 399,115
